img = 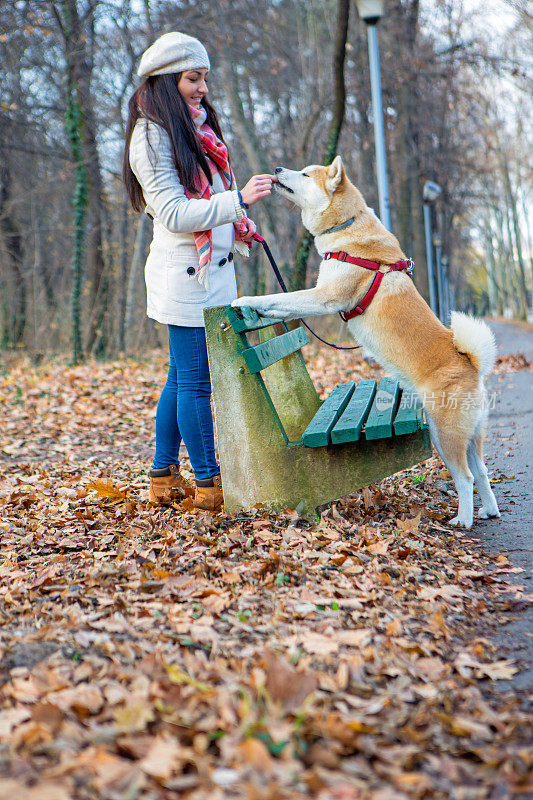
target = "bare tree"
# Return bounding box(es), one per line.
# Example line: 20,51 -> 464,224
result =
291,0 -> 350,290
49,0 -> 110,356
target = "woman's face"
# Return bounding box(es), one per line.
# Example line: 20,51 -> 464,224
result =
177,68 -> 209,109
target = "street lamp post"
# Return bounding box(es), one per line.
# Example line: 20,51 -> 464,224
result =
433,234 -> 445,322
441,265 -> 450,322
355,1 -> 391,231
442,255 -> 454,315
422,180 -> 441,316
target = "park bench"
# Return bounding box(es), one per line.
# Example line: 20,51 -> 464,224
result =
204,305 -> 432,518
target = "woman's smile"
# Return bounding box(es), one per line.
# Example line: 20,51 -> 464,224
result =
178,68 -> 209,108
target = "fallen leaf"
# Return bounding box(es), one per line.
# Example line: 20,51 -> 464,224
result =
140,735 -> 183,781
114,702 -> 155,733
86,479 -> 126,500
301,632 -> 339,655
0,708 -> 31,738
396,513 -> 421,533
238,738 -> 274,772
48,683 -> 104,716
336,629 -> 373,648
263,649 -> 317,710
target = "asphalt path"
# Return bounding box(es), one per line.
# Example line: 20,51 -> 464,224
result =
476,320 -> 532,694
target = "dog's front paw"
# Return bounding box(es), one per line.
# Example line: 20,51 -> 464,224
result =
477,506 -> 501,520
232,297 -> 279,318
232,296 -> 266,313
254,306 -> 283,318
449,515 -> 473,529
232,297 -> 252,309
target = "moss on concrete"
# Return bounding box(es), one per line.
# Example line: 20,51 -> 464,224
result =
205,306 -> 433,518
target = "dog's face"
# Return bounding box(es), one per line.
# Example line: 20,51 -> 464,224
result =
274,156 -> 402,258
274,156 -> 354,235
274,155 -> 346,213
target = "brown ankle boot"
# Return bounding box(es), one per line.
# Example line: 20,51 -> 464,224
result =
149,465 -> 193,506
194,475 -> 224,512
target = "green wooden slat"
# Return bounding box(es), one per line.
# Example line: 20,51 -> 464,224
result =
226,305 -> 284,333
242,327 -> 309,374
364,377 -> 400,440
302,383 -> 355,447
393,390 -> 423,435
331,379 -> 377,444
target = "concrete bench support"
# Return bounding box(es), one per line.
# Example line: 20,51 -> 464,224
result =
205,305 -> 432,519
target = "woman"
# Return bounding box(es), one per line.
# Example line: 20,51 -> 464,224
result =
123,32 -> 275,512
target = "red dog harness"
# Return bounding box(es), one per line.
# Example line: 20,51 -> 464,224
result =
324,251 -> 414,321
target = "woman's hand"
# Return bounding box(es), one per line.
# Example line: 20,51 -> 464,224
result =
239,217 -> 256,243
240,174 -> 277,206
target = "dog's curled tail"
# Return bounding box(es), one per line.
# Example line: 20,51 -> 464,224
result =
450,311 -> 497,377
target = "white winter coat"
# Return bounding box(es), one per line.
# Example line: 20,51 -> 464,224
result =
129,117 -> 245,326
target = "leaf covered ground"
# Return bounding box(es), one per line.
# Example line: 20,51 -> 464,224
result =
0,346 -> 531,800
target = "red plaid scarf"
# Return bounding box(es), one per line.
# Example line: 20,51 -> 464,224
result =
186,104 -> 255,288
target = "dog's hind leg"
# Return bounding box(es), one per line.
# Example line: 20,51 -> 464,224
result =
445,464 -> 474,529
467,420 -> 500,519
427,415 -> 474,529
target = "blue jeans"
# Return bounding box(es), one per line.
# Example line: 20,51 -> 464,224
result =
152,326 -> 220,481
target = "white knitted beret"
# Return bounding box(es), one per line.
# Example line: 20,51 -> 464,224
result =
137,32 -> 210,78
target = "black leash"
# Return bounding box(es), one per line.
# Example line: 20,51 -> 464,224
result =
252,233 -> 361,351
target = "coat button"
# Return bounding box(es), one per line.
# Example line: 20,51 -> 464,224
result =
228,252 -> 234,262
187,267 -> 195,275
218,258 -> 227,267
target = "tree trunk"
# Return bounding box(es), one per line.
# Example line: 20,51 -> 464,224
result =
0,157 -> 26,345
56,0 -> 90,363
491,204 -> 511,314
481,219 -> 500,314
53,1 -> 109,355
117,194 -> 129,352
215,41 -> 281,292
125,212 -> 149,353
394,1 -> 430,300
143,0 -> 154,37
34,203 -> 56,313
291,0 -> 350,290
65,82 -> 88,363
501,158 -> 528,320
82,8 -> 109,354
411,183 -> 430,300
395,78 -> 414,253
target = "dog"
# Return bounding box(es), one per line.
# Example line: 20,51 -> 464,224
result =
232,156 -> 500,529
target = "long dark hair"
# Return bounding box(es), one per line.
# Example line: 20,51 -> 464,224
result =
122,73 -> 228,212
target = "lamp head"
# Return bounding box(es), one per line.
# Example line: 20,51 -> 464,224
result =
355,0 -> 385,25
423,180 -> 442,203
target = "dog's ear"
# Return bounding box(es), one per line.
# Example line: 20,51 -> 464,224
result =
325,155 -> 345,194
